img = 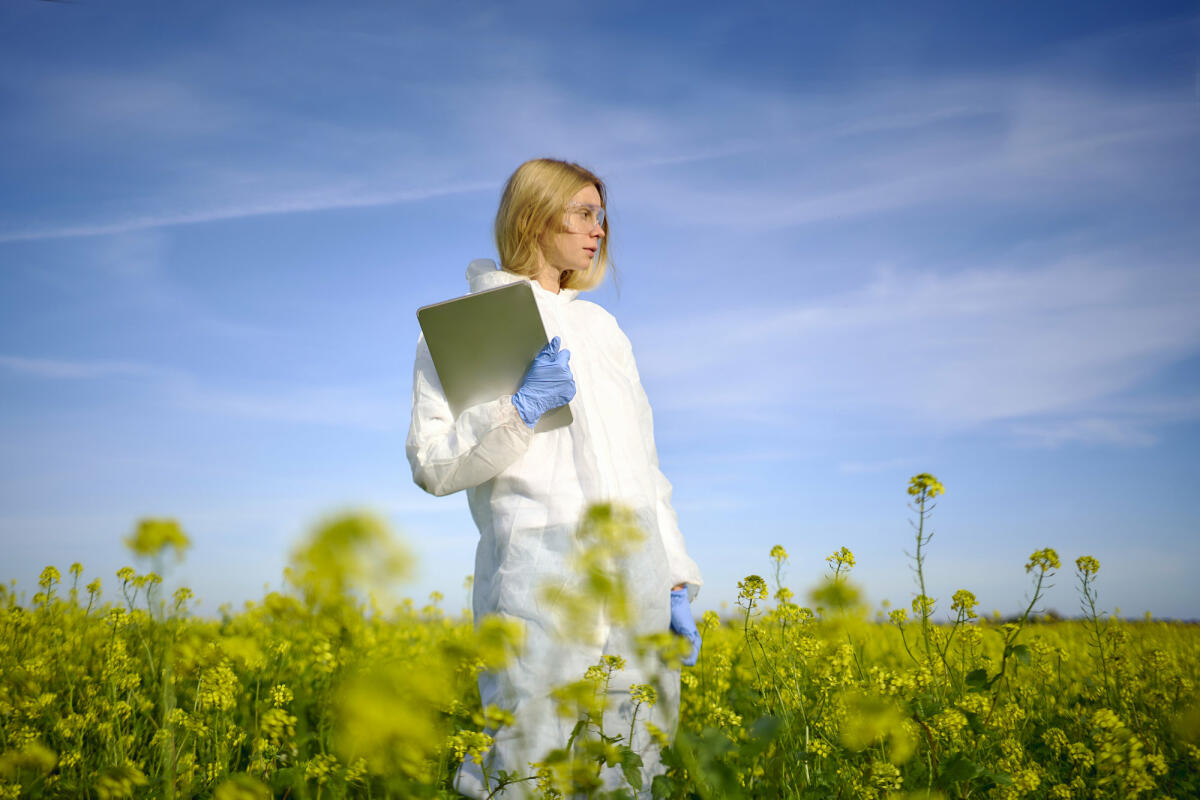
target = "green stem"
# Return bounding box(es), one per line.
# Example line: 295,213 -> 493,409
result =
985,568 -> 1047,722
914,491 -> 934,663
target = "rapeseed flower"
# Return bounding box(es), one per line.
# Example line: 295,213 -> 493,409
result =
826,546 -> 856,571
37,566 -> 59,592
737,575 -> 768,604
907,473 -> 945,498
269,684 -> 293,708
630,683 -> 657,708
447,730 -> 494,766
303,753 -> 340,785
480,705 -> 515,729
951,588 -> 979,619
1026,548 -> 1061,573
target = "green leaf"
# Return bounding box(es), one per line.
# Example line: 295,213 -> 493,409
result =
620,746 -> 644,791
658,744 -> 684,770
269,767 -> 299,794
739,715 -> 781,759
599,788 -> 636,800
1011,643 -> 1031,666
937,753 -> 984,787
985,769 -> 1013,785
651,774 -> 677,800
677,729 -> 744,800
567,718 -> 588,748
965,668 -> 990,692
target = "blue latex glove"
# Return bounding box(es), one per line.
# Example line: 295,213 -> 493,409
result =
511,336 -> 576,429
669,587 -> 701,667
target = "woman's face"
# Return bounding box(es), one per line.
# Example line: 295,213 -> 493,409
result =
540,184 -> 605,274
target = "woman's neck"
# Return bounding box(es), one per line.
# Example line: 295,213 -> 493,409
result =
533,258 -> 562,294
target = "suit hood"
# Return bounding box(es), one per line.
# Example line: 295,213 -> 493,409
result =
466,259 -> 579,302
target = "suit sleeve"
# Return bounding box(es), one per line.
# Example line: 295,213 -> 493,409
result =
406,335 -> 535,497
621,333 -> 704,600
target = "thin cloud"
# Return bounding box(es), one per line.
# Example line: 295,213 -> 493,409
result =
162,375 -> 404,432
0,180 -> 496,243
1008,393 -> 1200,449
1008,418 -> 1159,448
839,458 -> 915,475
0,353 -> 403,431
15,72 -> 244,141
0,355 -> 167,380
6,18 -> 1193,245
633,248 -> 1200,440
620,81 -> 1198,232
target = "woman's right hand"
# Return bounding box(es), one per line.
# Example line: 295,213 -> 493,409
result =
511,336 -> 576,428
670,587 -> 702,666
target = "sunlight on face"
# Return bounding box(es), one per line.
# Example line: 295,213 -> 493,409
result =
541,184 -> 604,275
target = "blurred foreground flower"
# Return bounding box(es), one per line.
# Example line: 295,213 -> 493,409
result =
0,742 -> 57,780
93,765 -> 148,799
213,774 -> 271,800
540,503 -> 646,644
124,518 -> 191,560
810,576 -> 864,613
333,663 -> 452,782
287,512 -> 413,609
839,692 -> 916,764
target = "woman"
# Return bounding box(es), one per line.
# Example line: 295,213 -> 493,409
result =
407,158 -> 702,798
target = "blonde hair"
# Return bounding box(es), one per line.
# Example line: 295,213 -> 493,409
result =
494,158 -> 611,291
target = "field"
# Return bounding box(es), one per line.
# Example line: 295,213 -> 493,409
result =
2,475 -> 1199,799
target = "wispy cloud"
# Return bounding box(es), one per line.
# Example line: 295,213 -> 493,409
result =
0,353 -> 403,431
1007,393 -> 1200,448
838,458 -> 915,475
0,180 -> 496,243
634,246 -> 1200,443
1008,418 -> 1159,448
15,72 -> 245,142
0,355 -> 167,380
5,11 -> 1193,247
615,80 -> 1198,232
162,374 -> 404,432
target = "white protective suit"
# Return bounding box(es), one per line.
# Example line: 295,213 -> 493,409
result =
407,259 -> 703,798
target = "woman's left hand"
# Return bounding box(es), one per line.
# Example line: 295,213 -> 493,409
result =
669,587 -> 702,667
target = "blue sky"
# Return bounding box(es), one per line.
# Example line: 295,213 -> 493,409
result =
2,1 -> 1198,620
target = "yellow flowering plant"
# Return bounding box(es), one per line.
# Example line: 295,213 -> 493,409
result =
2,478 -> 1199,799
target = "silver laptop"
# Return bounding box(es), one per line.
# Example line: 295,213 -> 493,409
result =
416,282 -> 573,433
